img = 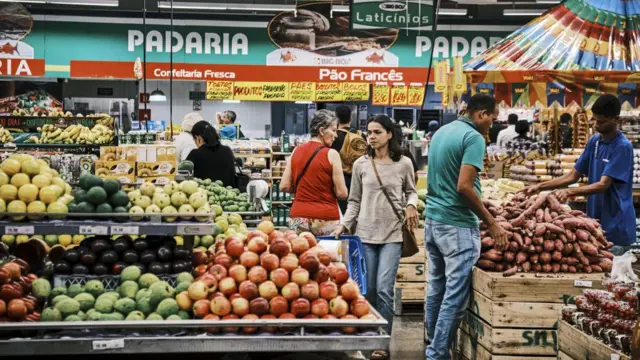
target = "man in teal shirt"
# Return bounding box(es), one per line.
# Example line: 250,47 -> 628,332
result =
425,94 -> 508,360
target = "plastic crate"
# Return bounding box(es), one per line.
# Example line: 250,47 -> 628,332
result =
53,274 -> 179,290
317,235 -> 367,295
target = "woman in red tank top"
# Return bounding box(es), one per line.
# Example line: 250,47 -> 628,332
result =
281,110 -> 348,235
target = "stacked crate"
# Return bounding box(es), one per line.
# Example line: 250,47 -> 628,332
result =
393,228 -> 426,315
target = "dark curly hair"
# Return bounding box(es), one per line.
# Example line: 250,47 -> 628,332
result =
367,114 -> 403,162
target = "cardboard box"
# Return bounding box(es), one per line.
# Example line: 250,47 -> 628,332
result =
156,146 -> 177,161
100,174 -> 136,184
95,160 -> 136,176
137,161 -> 177,177
100,147 -> 128,161
140,175 -> 176,185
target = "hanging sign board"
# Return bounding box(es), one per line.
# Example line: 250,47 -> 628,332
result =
206,81 -> 234,100
233,82 -> 289,101
289,82 -> 316,101
351,0 -> 434,30
315,83 -> 344,102
372,84 -> 390,105
343,83 -> 370,101
391,84 -> 408,105
407,84 -> 425,107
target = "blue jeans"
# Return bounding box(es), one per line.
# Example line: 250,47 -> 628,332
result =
424,219 -> 480,360
362,242 -> 402,334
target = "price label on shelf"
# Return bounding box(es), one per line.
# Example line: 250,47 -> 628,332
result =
148,214 -> 161,223
610,354 -> 620,360
79,226 -> 108,235
92,339 -> 124,351
111,226 -> 139,235
177,224 -> 211,235
574,280 -> 593,288
5,226 -> 34,235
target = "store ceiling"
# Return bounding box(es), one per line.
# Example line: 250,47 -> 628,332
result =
15,0 -> 558,23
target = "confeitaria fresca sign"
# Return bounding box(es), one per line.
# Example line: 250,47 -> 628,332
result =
351,0 -> 434,30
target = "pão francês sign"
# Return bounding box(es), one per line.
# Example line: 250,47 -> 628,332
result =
351,0 -> 434,30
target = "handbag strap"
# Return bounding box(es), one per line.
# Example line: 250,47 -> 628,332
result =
293,145 -> 324,194
370,158 -> 405,223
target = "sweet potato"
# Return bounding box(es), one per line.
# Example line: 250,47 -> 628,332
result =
495,216 -> 507,222
544,208 -> 553,223
554,239 -> 564,252
551,251 -> 563,262
509,241 -> 520,253
503,266 -> 518,277
562,218 -> 584,230
524,236 -> 532,246
598,258 -> 613,272
600,251 -> 614,260
576,254 -> 590,266
545,223 -> 564,234
515,251 -> 528,264
529,253 -> 539,264
579,242 -> 598,256
477,259 -> 496,270
480,230 -> 488,238
481,249 -> 503,262
535,245 -> 544,253
499,222 -> 513,231
552,263 -> 561,273
562,243 -> 574,256
539,252 -> 552,264
521,262 -> 531,273
512,233 -> 524,247
550,211 -> 559,218
527,245 -> 537,254
536,209 -> 544,222
481,237 -> 495,248
576,264 -> 584,271
568,265 -> 577,273
566,257 -> 578,266
503,251 -> 515,263
586,255 -> 602,264
526,220 -> 537,231
495,263 -> 505,272
590,265 -> 603,272
575,229 -> 590,242
553,220 -> 565,229
570,210 -> 585,216
532,263 -> 542,272
543,240 -> 555,252
560,264 -> 569,272
560,257 -> 568,264
583,265 -> 593,273
558,234 -> 568,243
542,264 -> 553,273
535,224 -> 547,236
533,237 -> 544,246
546,194 -> 565,213
566,232 -> 576,243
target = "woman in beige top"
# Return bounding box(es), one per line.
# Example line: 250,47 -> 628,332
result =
334,114 -> 419,359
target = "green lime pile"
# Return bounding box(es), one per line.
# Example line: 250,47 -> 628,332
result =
195,178 -> 254,212
68,174 -> 129,221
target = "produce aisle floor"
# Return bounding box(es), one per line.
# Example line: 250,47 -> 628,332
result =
16,315 -> 424,360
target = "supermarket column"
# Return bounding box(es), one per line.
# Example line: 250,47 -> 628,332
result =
424,94 -> 508,360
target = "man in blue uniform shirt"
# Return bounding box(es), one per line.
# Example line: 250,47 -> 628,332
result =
523,94 -> 635,254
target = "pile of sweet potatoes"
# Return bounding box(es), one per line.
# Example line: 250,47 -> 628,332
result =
479,192 -> 614,276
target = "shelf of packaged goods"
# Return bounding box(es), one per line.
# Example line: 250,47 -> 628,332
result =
0,313 -> 390,355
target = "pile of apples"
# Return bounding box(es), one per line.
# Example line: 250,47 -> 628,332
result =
185,220 -> 374,334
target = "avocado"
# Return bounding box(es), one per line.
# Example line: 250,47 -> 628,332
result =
173,246 -> 189,260
103,179 -> 121,196
99,312 -> 124,321
162,262 -> 172,274
138,273 -> 160,289
74,293 -> 96,312
90,239 -> 110,253
41,307 -> 63,322
87,187 -> 108,205
120,265 -> 142,282
114,298 -> 136,315
100,250 -> 118,265
112,238 -> 130,253
50,286 -> 68,298
157,246 -> 172,262
85,280 -> 105,297
63,249 -> 80,263
148,262 -> 164,275
93,263 -> 109,275
80,252 -> 97,266
54,260 -> 71,274
132,239 -> 149,252
112,261 -> 127,275
176,272 -> 194,284
122,250 -> 138,264
140,249 -> 156,264
72,263 -> 90,275
156,298 -> 179,318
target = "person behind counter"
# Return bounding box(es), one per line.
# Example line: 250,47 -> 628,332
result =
521,94 -> 635,255
174,112 -> 201,163
186,121 -> 237,187
497,113 -> 519,148
217,110 -> 245,139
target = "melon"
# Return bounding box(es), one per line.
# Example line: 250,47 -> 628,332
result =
18,184 -> 39,203
1,159 -> 21,176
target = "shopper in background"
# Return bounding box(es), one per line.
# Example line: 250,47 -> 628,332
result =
426,120 -> 440,140
280,109 -> 348,235
217,110 -> 246,139
497,113 -> 519,148
521,95 -> 635,255
425,94 -> 508,360
186,121 -> 237,187
333,114 -> 419,359
488,119 -> 505,144
560,112 -> 574,148
174,112 -> 201,163
331,105 -> 367,215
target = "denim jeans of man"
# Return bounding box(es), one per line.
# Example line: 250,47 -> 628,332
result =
424,218 -> 481,360
362,242 -> 402,334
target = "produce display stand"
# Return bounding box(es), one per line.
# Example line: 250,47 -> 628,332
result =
457,267 -> 606,359
393,228 -> 426,316
557,320 -> 631,360
0,314 -> 390,356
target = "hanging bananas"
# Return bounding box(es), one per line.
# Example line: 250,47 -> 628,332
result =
38,122 -> 114,145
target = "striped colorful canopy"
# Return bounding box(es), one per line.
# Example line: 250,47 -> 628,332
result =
464,0 -> 640,71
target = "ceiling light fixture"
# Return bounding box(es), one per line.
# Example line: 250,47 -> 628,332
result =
223,99 -> 241,104
150,88 -> 167,102
47,0 -> 118,6
503,8 -> 545,16
295,101 -> 313,104
438,8 -> 467,16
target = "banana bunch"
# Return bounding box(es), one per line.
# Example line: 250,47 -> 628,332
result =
93,115 -> 115,127
37,123 -> 114,145
0,127 -> 13,144
89,124 -> 115,144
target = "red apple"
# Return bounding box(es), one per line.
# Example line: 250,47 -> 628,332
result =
359,313 -> 378,331
228,264 -> 247,283
341,314 -> 358,334
231,297 -> 250,317
281,282 -> 300,302
210,296 -> 231,316
284,230 -> 297,238
279,313 -> 296,319
208,291 -> 225,300
247,230 -> 268,242
238,280 -> 259,300
221,314 -> 239,333
313,264 -> 330,283
329,296 -> 348,317
258,281 -> 278,300
260,314 -> 278,333
242,314 -> 260,334
270,268 -> 289,288
196,272 -> 219,292
247,237 -> 268,254
269,295 -> 289,317
340,282 -> 360,301
192,299 -> 211,318
299,252 -> 320,273
192,250 -> 209,266
214,253 -> 232,269
299,232 -> 318,248
176,291 -> 193,311
317,250 -> 331,266
329,263 -> 349,284
268,230 -> 284,244
269,239 -> 291,258
280,254 -> 299,273
311,298 -> 329,317
225,237 -> 245,257
350,296 -> 370,317
218,277 -> 237,296
248,266 -> 268,284
203,313 -> 220,333
260,253 -> 280,271
208,264 -> 228,282
301,281 -> 319,301
193,264 -> 207,277
229,293 -> 243,302
291,298 -> 311,318
291,268 -> 310,286
239,251 -> 260,268
187,281 -> 209,301
249,297 -> 270,316
257,220 -> 275,235
320,281 -> 339,300
291,237 -> 310,255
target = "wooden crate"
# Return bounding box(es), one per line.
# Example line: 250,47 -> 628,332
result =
400,246 -> 425,264
415,227 -> 424,246
557,320 -> 631,360
396,263 -> 426,282
472,267 -> 605,303
469,290 -> 564,329
460,311 -> 557,357
457,328 -> 556,360
556,351 -> 573,360
395,282 -> 425,303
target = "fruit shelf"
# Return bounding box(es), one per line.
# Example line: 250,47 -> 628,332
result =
0,312 -> 390,355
